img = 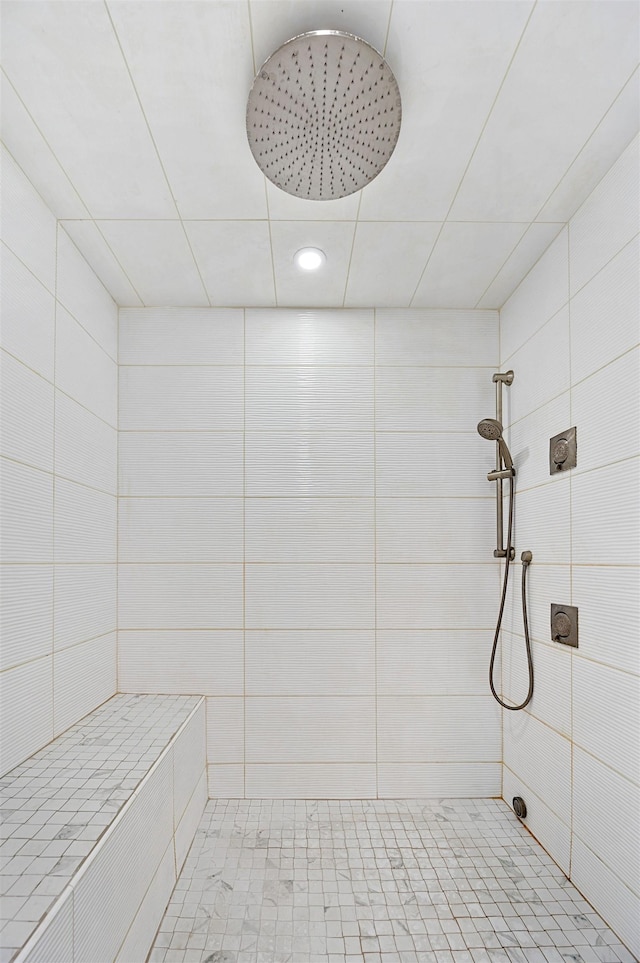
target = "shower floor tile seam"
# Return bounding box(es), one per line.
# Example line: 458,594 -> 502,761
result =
148,798 -> 635,963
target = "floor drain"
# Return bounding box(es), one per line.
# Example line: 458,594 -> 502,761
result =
513,796 -> 527,819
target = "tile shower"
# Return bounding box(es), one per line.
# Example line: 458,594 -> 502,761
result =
1,119 -> 638,963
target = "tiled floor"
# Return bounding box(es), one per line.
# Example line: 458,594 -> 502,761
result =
0,693 -> 199,960
149,798 -> 635,963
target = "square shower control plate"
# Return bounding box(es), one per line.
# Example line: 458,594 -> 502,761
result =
551,603 -> 579,647
549,426 -> 577,474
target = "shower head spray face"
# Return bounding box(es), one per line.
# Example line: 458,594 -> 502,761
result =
477,418 -> 503,441
246,30 -> 402,200
477,418 -> 514,470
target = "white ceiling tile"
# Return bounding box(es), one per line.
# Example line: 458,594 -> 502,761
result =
450,1 -> 640,221
96,222 -> 208,306
1,2 -> 175,218
270,221 -> 355,306
345,222 -> 440,307
477,221 -> 565,309
266,181 -> 361,221
108,1 -> 267,220
358,1 -> 533,221
538,68 -> 640,223
249,1 -> 393,75
0,72 -> 88,219
412,222 -> 526,308
185,221 -> 275,306
60,222 -> 143,307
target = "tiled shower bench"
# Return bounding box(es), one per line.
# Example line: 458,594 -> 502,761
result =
0,694 -> 207,963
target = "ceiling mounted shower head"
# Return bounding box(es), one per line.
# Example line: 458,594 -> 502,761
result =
246,30 -> 402,200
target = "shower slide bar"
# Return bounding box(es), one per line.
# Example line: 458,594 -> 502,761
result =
491,370 -> 514,559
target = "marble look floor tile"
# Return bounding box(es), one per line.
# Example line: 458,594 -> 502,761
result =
149,799 -> 631,963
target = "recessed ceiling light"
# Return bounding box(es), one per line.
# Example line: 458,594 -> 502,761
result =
294,247 -> 326,271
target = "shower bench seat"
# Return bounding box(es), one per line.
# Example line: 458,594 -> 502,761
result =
0,693 -> 207,963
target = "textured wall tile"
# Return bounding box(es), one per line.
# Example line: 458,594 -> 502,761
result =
55,306 -> 117,427
506,305 -> 570,422
572,347 -> 639,475
375,309 -> 498,366
376,432 -> 490,497
172,701 -> 206,823
503,711 -> 571,822
57,229 -> 117,359
571,837 -> 640,959
246,366 -> 373,430
18,890 -> 74,963
570,134 -> 639,294
55,391 -> 117,494
377,696 -> 500,762
245,764 -> 376,798
501,633 -> 571,736
376,631 -> 488,696
245,308 -> 374,365
118,631 -> 243,695
119,307 -> 243,364
571,235 -> 639,385
245,697 -> 376,763
573,747 -> 639,902
119,497 -> 243,562
573,656 -> 640,785
0,245 -> 54,380
1,146 -> 56,292
114,843 -> 175,963
246,431 -> 374,496
376,497 -> 493,563
502,765 -> 571,875
54,564 -> 116,650
572,458 -> 639,565
378,763 -> 500,798
246,497 -> 373,562
119,431 -> 243,496
572,566 -> 639,675
208,764 -> 244,798
377,564 -> 497,629
246,564 -> 375,629
54,479 -> 116,563
53,633 -> 116,736
246,631 -> 375,696
206,698 -> 244,763
118,564 -> 243,629
500,228 -> 569,361
375,365 -> 494,431
0,565 -> 53,672
0,656 -> 53,777
0,459 -> 53,562
119,365 -> 243,430
0,351 -> 54,472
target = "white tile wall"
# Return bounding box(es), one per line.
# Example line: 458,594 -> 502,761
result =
0,157 -> 117,777
118,305 -> 501,800
500,140 -> 640,958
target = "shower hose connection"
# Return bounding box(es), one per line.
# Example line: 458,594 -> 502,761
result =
489,473 -> 534,711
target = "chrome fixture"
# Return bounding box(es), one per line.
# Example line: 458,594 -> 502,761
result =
478,371 -> 534,711
246,30 -> 402,200
549,426 -> 577,474
551,603 -> 579,647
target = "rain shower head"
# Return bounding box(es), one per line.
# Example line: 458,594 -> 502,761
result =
246,30 -> 402,200
477,418 -> 514,470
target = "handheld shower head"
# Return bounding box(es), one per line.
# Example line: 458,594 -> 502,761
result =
477,418 -> 514,470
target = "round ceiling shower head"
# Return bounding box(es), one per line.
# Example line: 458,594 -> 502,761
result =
246,30 -> 402,201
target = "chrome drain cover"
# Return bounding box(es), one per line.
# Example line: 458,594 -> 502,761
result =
246,30 -> 402,201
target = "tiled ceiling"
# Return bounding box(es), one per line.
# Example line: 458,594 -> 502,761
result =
1,1 -> 638,309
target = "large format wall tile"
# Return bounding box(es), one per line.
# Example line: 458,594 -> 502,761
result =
500,141 -> 639,954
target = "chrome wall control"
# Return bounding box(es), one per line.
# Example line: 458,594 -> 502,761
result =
551,603 -> 579,647
549,427 -> 577,474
